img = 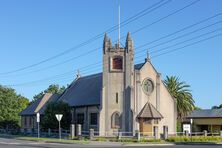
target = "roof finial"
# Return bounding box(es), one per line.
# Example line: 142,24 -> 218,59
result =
147,49 -> 151,62
76,69 -> 81,79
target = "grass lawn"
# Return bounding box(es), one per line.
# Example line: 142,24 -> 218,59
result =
16,136 -> 89,144
1,133 -> 222,145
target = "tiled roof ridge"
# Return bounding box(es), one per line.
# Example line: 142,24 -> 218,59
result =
148,103 -> 153,118
34,93 -> 53,113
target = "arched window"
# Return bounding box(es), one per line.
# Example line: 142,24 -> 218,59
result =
111,112 -> 121,129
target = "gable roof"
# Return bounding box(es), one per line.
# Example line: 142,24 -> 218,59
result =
58,73 -> 102,107
134,63 -> 145,70
137,102 -> 163,119
38,93 -> 61,114
187,109 -> 222,118
136,61 -> 175,103
58,62 -> 152,107
19,93 -> 60,116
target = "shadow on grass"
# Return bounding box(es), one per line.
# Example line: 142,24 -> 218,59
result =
0,134 -> 17,139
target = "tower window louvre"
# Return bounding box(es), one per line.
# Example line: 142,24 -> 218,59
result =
112,57 -> 123,70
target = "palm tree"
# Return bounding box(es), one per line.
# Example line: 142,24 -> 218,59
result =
212,104 -> 222,109
164,76 -> 195,120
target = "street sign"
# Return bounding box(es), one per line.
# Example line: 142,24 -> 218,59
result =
55,114 -> 63,121
36,113 -> 40,139
36,113 -> 40,123
183,124 -> 191,133
55,114 -> 63,140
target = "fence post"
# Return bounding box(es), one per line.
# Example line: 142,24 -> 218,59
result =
185,131 -> 189,137
48,128 -> 51,136
203,130 -> 207,137
77,124 -> 82,137
135,130 -> 140,141
118,132 -> 122,140
89,129 -> 94,140
6,126 -> 8,134
154,126 -> 158,139
70,124 -> 75,139
163,126 -> 168,140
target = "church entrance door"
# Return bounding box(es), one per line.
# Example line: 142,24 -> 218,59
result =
139,118 -> 153,136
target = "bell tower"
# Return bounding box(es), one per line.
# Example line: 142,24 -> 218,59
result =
101,32 -> 134,133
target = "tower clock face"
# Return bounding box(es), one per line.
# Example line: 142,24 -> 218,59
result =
142,78 -> 154,95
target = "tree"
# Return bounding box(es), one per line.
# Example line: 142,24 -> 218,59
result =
41,101 -> 71,130
194,106 -> 202,110
164,76 -> 195,120
211,104 -> 222,109
32,84 -> 66,103
0,85 -> 29,128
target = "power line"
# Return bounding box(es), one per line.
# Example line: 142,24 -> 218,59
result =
24,13 -> 222,77
135,13 -> 222,50
150,27 -> 222,54
135,20 -> 222,55
130,0 -> 201,36
0,0 -> 171,75
152,32 -> 222,58
1,0 -> 215,86
1,0 -> 201,77
5,30 -> 222,87
134,27 -> 222,59
3,12 -> 222,79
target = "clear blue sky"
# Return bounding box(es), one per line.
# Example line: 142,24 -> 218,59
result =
0,0 -> 221,109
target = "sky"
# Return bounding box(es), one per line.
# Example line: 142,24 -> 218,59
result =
0,0 -> 222,109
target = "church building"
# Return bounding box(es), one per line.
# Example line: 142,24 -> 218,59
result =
57,32 -> 177,136
20,32 -> 177,136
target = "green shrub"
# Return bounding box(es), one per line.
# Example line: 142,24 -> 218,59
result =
139,138 -> 161,143
94,137 -> 108,141
167,136 -> 222,142
117,138 -> 138,143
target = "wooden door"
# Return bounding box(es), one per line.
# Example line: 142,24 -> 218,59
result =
139,118 -> 152,136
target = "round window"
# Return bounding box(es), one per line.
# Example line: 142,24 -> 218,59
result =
142,78 -> 154,95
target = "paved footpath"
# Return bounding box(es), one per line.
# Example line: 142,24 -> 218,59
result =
0,138 -> 222,148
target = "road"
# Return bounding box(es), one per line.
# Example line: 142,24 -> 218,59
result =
0,138 -> 222,148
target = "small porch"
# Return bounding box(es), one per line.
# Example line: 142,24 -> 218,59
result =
137,102 -> 163,137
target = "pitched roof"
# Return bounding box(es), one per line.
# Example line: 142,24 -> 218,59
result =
134,63 -> 145,70
58,73 -> 102,107
187,109 -> 222,118
38,93 -> 61,114
137,102 -> 163,119
58,63 -> 164,107
58,62 -> 148,107
19,93 -> 60,116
